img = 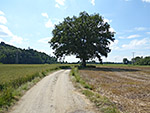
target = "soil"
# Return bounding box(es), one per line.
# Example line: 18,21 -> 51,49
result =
79,66 -> 150,113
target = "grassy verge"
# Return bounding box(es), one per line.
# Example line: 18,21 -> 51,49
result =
70,67 -> 93,90
70,66 -> 120,113
0,64 -> 64,113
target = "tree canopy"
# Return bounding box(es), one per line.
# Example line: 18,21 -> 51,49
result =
123,58 -> 129,64
49,11 -> 115,66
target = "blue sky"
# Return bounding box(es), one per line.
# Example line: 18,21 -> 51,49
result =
0,0 -> 150,62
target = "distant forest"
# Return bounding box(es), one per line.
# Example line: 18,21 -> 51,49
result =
132,56 -> 150,65
123,56 -> 150,65
0,42 -> 57,64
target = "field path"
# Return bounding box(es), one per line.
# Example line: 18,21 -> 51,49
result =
9,70 -> 95,113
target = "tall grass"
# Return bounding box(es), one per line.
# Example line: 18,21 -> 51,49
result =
0,64 -> 61,111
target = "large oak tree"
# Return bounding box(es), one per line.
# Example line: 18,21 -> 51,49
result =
49,11 -> 115,67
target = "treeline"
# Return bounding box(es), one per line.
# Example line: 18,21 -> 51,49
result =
123,56 -> 150,65
0,42 -> 57,64
132,56 -> 150,65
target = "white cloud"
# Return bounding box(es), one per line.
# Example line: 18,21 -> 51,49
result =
142,0 -> 150,3
104,18 -> 112,23
41,13 -> 49,18
0,11 -> 7,24
146,32 -> 150,34
122,38 -> 148,49
110,40 -> 120,50
38,37 -> 51,44
0,25 -> 23,44
119,34 -> 140,39
55,0 -> 65,6
0,16 -> 7,24
9,35 -> 23,44
118,36 -> 124,39
128,35 -> 140,39
55,0 -> 66,8
0,11 -> 4,15
109,27 -> 115,32
135,27 -> 146,31
119,27 -> 148,35
41,13 -> 55,28
0,12 -> 24,45
0,25 -> 13,37
45,19 -> 54,28
91,0 -> 95,5
55,4 -> 60,8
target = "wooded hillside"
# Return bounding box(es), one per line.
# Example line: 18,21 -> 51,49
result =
0,42 -> 57,64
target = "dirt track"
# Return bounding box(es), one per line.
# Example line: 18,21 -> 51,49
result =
9,70 -> 95,113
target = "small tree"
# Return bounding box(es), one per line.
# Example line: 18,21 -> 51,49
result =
49,11 -> 115,67
123,58 -> 129,64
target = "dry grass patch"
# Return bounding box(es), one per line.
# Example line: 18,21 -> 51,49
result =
79,65 -> 150,113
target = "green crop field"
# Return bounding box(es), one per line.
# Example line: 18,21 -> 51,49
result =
0,64 -> 59,84
0,64 -> 62,111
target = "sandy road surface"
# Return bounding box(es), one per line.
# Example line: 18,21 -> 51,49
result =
9,70 -> 95,113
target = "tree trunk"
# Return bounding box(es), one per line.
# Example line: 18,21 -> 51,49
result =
81,59 -> 86,67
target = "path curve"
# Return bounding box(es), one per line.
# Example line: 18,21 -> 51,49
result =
9,70 -> 95,113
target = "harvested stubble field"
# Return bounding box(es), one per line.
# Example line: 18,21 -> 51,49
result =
79,65 -> 150,113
